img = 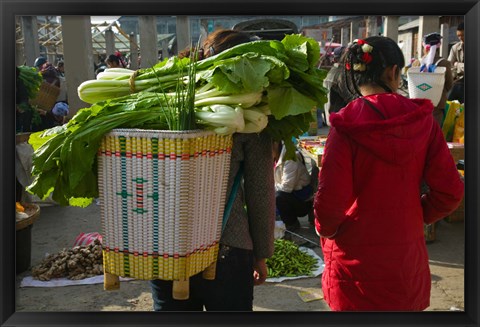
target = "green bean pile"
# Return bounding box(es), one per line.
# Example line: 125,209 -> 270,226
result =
266,239 -> 318,278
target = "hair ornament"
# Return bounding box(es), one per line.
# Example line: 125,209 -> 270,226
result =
361,43 -> 373,53
362,52 -> 373,64
353,63 -> 366,71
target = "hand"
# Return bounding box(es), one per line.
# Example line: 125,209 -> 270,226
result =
253,258 -> 268,286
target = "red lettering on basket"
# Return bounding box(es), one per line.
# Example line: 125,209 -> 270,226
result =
126,152 -> 132,158
152,252 -> 159,258
173,253 -> 179,259
134,251 -> 139,256
170,153 -> 176,160
105,247 -> 110,252
114,247 -> 119,253
105,150 -> 111,156
136,152 -> 142,158
115,151 -> 121,157
158,153 -> 165,160
226,147 -> 232,153
147,153 -> 152,159
163,253 -> 169,258
143,252 -> 148,257
181,153 -> 189,160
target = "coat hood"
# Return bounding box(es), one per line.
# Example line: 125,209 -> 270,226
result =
329,93 -> 435,165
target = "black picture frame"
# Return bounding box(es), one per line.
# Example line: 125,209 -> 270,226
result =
1,0 -> 479,326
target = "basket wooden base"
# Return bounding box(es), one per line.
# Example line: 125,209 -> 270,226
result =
104,262 -> 217,300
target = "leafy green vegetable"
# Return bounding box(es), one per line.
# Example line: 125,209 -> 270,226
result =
28,34 -> 328,206
17,65 -> 43,99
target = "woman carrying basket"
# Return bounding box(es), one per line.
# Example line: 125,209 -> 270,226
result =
149,29 -> 276,311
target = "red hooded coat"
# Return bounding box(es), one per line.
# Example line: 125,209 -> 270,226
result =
314,93 -> 464,311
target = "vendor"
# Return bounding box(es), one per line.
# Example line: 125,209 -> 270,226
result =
273,141 -> 313,231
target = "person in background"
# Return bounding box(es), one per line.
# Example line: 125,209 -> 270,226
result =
416,32 -> 453,126
32,101 -> 69,132
106,51 -> 128,68
323,46 -> 357,117
149,29 -> 275,312
40,63 -> 61,87
34,56 -> 47,70
273,141 -> 313,231
106,53 -> 124,68
314,36 -> 464,311
56,61 -> 65,77
447,22 -> 464,103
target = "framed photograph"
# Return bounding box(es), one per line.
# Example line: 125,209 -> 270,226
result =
2,0 -> 479,326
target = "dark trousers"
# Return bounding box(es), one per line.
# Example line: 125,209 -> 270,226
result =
149,245 -> 254,311
276,190 -> 312,226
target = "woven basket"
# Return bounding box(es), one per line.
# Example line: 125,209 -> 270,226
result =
16,203 -> 40,231
407,67 -> 446,106
97,129 -> 232,286
30,81 -> 60,110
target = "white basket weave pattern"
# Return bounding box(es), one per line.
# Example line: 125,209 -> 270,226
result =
407,66 -> 446,106
97,129 -> 232,281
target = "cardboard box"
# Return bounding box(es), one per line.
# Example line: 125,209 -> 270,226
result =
447,142 -> 464,163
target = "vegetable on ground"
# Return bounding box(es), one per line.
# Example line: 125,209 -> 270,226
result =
266,239 -> 319,278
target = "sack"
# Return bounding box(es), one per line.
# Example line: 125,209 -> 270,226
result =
73,232 -> 103,247
407,60 -> 446,106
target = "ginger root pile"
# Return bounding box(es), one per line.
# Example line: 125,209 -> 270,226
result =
31,239 -> 103,280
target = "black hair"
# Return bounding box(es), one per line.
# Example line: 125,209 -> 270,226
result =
457,22 -> 464,31
342,36 -> 405,97
106,54 -> 120,65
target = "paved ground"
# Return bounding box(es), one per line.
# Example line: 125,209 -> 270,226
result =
15,201 -> 464,312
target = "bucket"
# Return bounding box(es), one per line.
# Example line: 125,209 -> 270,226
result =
407,67 -> 446,106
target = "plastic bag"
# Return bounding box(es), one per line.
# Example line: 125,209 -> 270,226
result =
452,105 -> 464,143
442,100 -> 462,141
73,232 -> 103,247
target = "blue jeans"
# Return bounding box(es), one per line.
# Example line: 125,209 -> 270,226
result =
149,245 -> 254,311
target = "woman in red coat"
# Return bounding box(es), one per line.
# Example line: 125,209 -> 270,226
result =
314,36 -> 464,311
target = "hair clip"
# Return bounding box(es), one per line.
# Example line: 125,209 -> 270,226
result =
361,44 -> 373,53
362,52 -> 373,64
209,46 -> 215,56
353,63 -> 366,71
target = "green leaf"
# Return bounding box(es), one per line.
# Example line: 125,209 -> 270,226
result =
267,85 -> 317,120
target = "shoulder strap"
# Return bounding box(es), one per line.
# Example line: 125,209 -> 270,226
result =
361,97 -> 387,120
221,162 -> 244,233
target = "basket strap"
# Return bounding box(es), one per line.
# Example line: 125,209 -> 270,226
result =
221,162 -> 244,233
361,97 -> 387,120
